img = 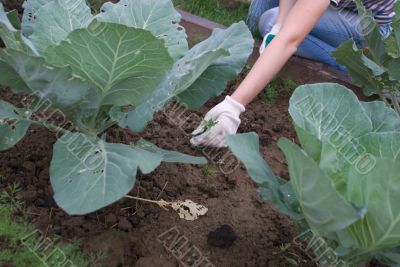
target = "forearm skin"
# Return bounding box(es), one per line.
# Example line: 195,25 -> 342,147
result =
231,0 -> 330,106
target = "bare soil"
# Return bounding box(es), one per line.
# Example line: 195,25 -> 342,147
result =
1,0 -> 23,13
0,69 -> 317,267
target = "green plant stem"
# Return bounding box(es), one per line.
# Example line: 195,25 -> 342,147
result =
30,120 -> 70,135
96,121 -> 117,136
378,92 -> 391,107
390,91 -> 400,115
89,110 -> 100,130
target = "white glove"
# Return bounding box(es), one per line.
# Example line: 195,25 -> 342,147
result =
190,96 -> 245,148
259,24 -> 282,54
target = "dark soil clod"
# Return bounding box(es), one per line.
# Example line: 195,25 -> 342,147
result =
207,224 -> 237,248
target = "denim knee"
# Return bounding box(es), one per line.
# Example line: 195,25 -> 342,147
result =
258,7 -> 279,37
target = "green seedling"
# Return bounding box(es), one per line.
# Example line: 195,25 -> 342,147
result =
202,119 -> 219,131
0,189 -> 101,267
201,165 -> 219,177
260,78 -> 299,106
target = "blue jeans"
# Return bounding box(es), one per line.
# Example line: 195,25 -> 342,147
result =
248,0 -> 390,71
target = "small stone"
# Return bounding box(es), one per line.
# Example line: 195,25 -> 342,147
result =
198,184 -> 219,198
17,185 -> 38,201
207,225 -> 237,248
64,216 -> 84,227
128,216 -> 140,227
272,125 -> 282,133
136,209 -> 145,218
1,262 -> 15,267
141,180 -> 154,190
36,198 -> 45,206
105,213 -> 117,225
231,201 -> 240,208
9,158 -> 19,167
36,157 -> 49,170
136,257 -> 175,267
22,161 -> 36,173
38,168 -> 49,180
118,217 -> 132,231
225,176 -> 237,186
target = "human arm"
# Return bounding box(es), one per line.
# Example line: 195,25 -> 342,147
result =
232,0 -> 330,105
276,0 -> 297,26
259,0 -> 298,53
191,0 -> 331,147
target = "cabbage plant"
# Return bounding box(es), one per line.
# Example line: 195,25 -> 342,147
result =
332,0 -> 400,115
0,0 -> 253,215
227,83 -> 400,266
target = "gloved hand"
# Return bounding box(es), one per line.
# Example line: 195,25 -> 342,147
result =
259,23 -> 282,54
190,96 -> 245,147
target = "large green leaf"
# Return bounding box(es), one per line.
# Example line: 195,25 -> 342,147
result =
332,41 -> 384,96
278,138 -> 362,233
361,101 -> 400,132
135,139 -> 207,164
0,58 -> 29,93
45,21 -> 173,107
0,100 -> 31,151
289,84 -> 400,190
388,58 -> 400,80
0,4 -> 34,91
355,0 -> 387,65
124,22 -> 253,132
377,247 -> 400,267
227,133 -> 274,184
289,83 -> 372,141
176,22 -> 254,109
226,133 -> 302,220
0,3 -> 38,55
393,1 -> 400,54
29,0 -> 93,53
0,49 -> 100,125
6,10 -> 20,29
294,124 -> 322,162
21,0 -> 51,36
343,159 -> 400,258
358,132 -> 400,161
123,49 -> 228,132
50,133 -> 163,215
95,0 -> 188,60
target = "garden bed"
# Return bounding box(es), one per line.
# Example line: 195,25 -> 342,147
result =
0,69 -> 316,267
0,1 -> 391,266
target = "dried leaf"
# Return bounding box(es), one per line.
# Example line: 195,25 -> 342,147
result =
170,200 -> 208,221
156,200 -> 170,211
